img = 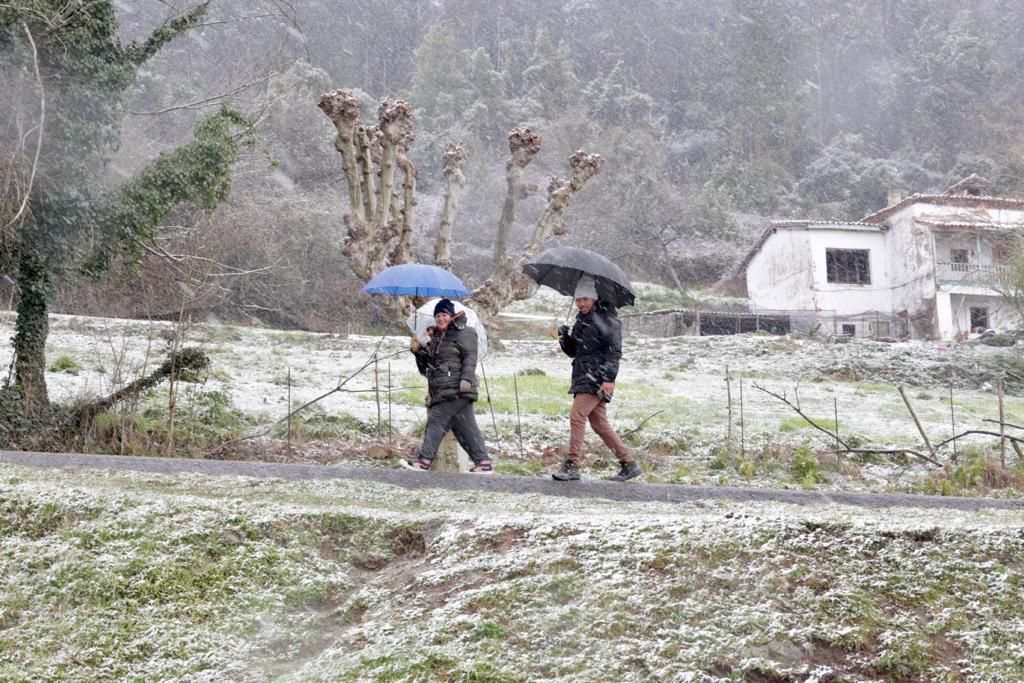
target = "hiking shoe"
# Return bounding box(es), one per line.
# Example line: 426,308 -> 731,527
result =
402,457 -> 432,471
469,460 -> 494,474
608,461 -> 642,482
552,461 -> 581,481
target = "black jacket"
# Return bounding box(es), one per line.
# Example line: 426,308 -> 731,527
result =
412,312 -> 479,405
559,301 -> 622,396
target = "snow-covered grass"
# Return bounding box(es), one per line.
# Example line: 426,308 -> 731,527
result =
4,302 -> 1024,680
4,305 -> 1024,497
2,463 -> 1023,681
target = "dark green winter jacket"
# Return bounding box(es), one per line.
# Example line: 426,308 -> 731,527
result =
412,312 -> 479,405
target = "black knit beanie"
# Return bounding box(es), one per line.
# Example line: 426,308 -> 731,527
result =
433,299 -> 456,317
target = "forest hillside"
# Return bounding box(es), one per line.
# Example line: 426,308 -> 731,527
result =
8,0 -> 1024,331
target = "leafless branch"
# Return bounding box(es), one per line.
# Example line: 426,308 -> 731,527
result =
934,429 -> 1024,456
621,410 -> 665,438
752,382 -> 851,450
128,74 -> 271,116
62,346 -> 210,431
141,239 -> 280,278
206,339 -> 407,456
827,447 -> 937,460
982,418 -> 1024,431
3,23 -> 44,232
756,382 -> 945,467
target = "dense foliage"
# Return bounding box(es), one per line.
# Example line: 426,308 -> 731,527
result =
7,0 -> 1024,337
49,0 -> 1023,330
0,1 -> 249,431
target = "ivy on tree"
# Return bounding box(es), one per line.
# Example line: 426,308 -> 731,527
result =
0,2 -> 251,429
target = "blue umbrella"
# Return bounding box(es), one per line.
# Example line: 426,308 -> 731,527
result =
362,263 -> 471,298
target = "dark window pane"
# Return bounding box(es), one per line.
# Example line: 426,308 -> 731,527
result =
970,307 -> 989,330
826,249 -> 871,284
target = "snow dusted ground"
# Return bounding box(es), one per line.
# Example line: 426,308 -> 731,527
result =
3,290 -> 1024,681
3,290 -> 1024,495
2,463 -> 1023,681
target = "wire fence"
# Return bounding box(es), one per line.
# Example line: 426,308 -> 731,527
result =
624,306 -> 922,339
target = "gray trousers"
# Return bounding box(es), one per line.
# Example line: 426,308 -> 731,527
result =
417,397 -> 488,465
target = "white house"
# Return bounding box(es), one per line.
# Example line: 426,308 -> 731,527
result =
737,175 -> 1024,340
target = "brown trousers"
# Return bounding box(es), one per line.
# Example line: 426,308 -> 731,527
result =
567,393 -> 633,466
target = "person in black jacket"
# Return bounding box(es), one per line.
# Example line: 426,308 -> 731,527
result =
404,299 -> 492,473
553,276 -> 641,482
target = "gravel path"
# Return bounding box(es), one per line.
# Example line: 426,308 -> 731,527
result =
3,449 -> 1022,512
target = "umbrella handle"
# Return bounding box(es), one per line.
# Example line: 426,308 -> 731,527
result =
565,298 -> 575,322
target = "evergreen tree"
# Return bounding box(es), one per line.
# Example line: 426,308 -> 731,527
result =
409,23 -> 474,132
583,61 -> 654,128
0,2 -> 250,424
705,0 -> 810,166
510,24 -> 580,123
893,10 -> 997,166
408,24 -> 506,153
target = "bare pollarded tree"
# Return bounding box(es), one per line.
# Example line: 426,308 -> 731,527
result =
317,88 -> 603,322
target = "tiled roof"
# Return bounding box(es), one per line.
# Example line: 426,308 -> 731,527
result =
861,194 -> 1024,224
916,219 -> 1023,233
943,173 -> 992,195
770,219 -> 880,229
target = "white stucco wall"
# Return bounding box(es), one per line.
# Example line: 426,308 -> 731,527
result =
938,292 -> 1018,338
746,228 -> 816,310
806,229 -> 890,314
888,202 -> 1024,337
882,207 -> 938,337
746,225 -> 888,315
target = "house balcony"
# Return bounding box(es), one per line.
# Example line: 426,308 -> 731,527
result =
935,261 -> 1008,290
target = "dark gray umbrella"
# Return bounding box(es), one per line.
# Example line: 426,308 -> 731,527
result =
522,246 -> 635,308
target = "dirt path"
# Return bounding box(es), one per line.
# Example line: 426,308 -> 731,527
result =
2,449 -> 1022,512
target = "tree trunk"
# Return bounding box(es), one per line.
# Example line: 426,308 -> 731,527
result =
492,128 -> 541,269
319,90 -> 415,281
390,152 -> 417,266
12,247 -> 51,412
433,142 -> 468,267
62,347 -> 210,432
473,148 -> 604,317
320,90 -> 602,325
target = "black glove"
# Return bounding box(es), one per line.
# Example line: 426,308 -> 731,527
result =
557,324 -> 570,338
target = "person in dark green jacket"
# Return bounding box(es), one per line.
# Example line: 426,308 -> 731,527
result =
404,299 -> 492,473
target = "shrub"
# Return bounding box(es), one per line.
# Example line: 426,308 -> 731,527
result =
48,354 -> 80,374
792,442 -> 823,489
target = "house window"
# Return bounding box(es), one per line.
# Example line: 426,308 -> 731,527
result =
826,249 -> 871,284
950,248 -> 969,272
841,324 -> 856,336
993,246 -> 1011,264
970,307 -> 989,331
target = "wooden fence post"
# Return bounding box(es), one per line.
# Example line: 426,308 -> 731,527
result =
898,386 -> 940,467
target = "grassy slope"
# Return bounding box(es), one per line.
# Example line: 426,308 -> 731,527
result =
2,464 -> 1023,682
